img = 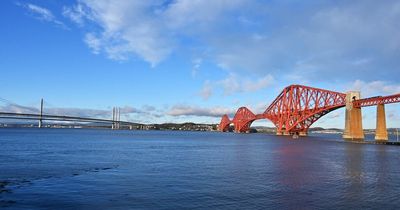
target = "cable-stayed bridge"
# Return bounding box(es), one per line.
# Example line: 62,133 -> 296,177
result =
0,98 -> 133,129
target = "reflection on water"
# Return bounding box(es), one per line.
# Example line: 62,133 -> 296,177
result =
1,128 -> 400,209
344,144 -> 364,202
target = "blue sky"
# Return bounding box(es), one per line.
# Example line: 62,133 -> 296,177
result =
0,0 -> 399,128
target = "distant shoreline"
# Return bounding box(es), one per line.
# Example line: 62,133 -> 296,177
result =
0,122 -> 218,132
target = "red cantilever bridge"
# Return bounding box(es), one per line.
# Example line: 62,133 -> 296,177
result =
219,84 -> 400,140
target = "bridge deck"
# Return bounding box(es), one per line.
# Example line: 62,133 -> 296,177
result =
353,93 -> 400,108
0,112 -> 136,125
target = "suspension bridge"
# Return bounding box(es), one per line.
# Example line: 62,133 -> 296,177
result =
219,84 -> 400,141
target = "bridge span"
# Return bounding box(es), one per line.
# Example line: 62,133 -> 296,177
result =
218,84 -> 400,141
0,97 -> 135,129
0,111 -> 135,129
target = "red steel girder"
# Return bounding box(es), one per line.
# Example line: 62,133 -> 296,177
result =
218,114 -> 231,132
218,84 -> 400,135
353,93 -> 400,108
263,85 -> 346,134
217,84 -> 348,134
232,107 -> 256,133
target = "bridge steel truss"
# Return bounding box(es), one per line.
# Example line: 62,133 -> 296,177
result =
264,85 -> 346,134
353,94 -> 400,108
219,114 -> 232,132
219,85 -> 348,134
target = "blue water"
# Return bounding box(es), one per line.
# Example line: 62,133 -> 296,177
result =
1,128 -> 400,209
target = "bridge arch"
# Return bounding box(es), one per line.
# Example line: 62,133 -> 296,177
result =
232,107 -> 256,133
218,114 -> 232,132
218,84 -> 347,135
263,85 -> 346,134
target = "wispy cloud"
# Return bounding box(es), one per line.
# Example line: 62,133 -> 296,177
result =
62,0 -> 248,66
199,80 -> 213,100
18,3 -> 68,29
200,73 -> 274,99
84,33 -> 101,54
346,80 -> 400,98
62,0 -> 400,84
167,105 -> 235,117
191,57 -> 203,78
62,3 -> 90,26
0,104 -> 39,114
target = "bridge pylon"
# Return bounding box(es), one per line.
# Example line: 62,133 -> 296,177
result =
343,91 -> 364,141
38,98 -> 43,128
375,104 -> 388,141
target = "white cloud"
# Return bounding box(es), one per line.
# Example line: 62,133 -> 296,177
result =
218,74 -> 241,95
285,1 -> 400,81
62,0 -> 400,84
19,3 -> 68,29
247,102 -> 269,114
242,74 -> 274,92
26,4 -> 54,21
191,57 -> 203,77
0,104 -> 39,114
62,3 -> 90,26
142,105 -> 156,112
63,0 -> 252,66
347,80 -> 400,98
199,80 -> 213,100
200,73 -> 274,98
84,33 -> 101,54
164,0 -> 247,29
63,1 -> 174,66
167,105 -> 235,117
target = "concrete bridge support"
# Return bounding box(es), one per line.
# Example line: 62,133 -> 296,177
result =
375,104 -> 388,141
343,91 -> 364,141
276,130 -> 308,136
299,131 -> 308,136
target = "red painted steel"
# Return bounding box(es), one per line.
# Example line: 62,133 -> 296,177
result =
218,114 -> 231,132
353,94 -> 400,108
219,84 -> 347,134
231,107 -> 258,132
218,84 -> 400,134
263,85 -> 346,134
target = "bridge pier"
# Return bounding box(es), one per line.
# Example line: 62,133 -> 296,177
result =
343,91 -> 364,141
276,130 -> 308,136
375,104 -> 388,141
299,131 -> 308,136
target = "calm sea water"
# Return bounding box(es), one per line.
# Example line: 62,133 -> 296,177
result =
1,128 -> 400,209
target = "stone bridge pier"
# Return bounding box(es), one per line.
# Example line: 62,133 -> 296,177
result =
375,104 -> 388,141
342,91 -> 364,141
343,91 -> 389,141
